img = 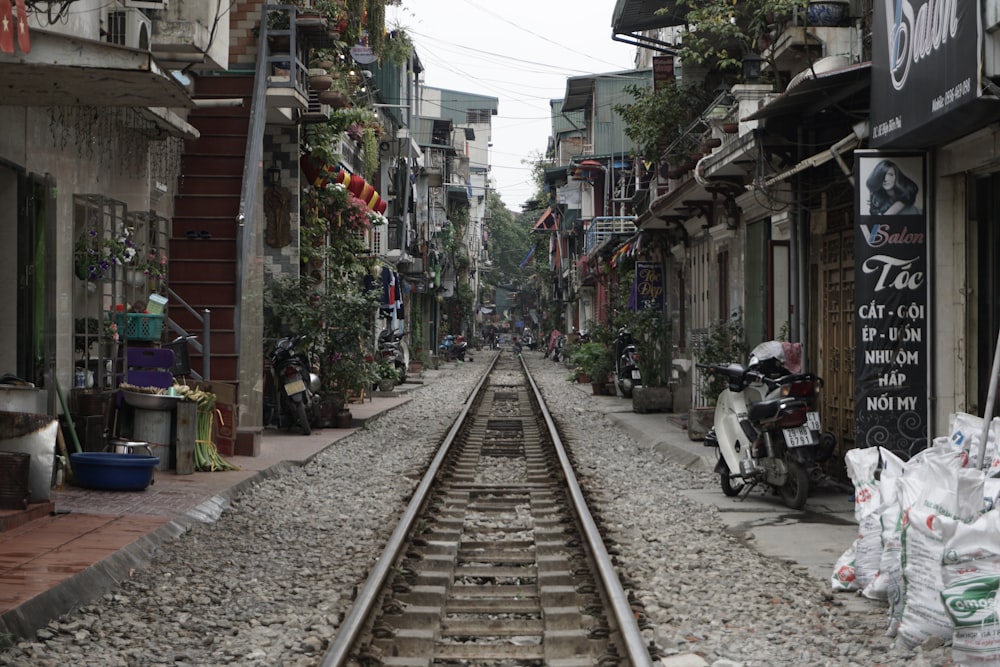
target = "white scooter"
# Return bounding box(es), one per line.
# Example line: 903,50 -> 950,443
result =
698,341 -> 836,510
378,328 -> 410,383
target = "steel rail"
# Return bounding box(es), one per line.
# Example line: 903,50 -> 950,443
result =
521,354 -> 654,667
319,354 -> 498,666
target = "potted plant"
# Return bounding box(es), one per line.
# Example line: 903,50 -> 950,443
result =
570,342 -> 613,393
374,360 -> 399,392
690,309 -> 747,439
613,283 -> 673,412
130,247 -> 168,287
74,224 -> 138,283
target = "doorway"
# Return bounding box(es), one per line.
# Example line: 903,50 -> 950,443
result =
1,166 -> 54,386
969,172 -> 1000,415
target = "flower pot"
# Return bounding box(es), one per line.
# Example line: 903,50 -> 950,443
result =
378,378 -> 395,392
632,385 -> 673,414
309,74 -> 334,91
576,372 -> 590,384
335,408 -> 353,428
267,34 -> 291,54
126,268 -> 146,288
688,406 -> 716,441
74,259 -> 90,281
591,382 -> 605,395
721,122 -> 739,134
318,90 -> 350,109
316,394 -> 344,428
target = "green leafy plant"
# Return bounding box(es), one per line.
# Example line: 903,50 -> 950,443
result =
693,309 -> 747,404
264,274 -> 380,396
616,305 -> 671,388
374,360 -> 399,382
74,224 -> 137,282
614,81 -> 711,164
132,246 -> 168,283
381,26 -> 413,67
362,125 -> 380,181
671,0 -> 809,87
570,342 -> 614,384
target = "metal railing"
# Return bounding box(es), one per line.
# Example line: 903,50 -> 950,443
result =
583,216 -> 637,255
165,287 -> 211,380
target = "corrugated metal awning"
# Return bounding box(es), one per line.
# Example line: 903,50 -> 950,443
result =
612,0 -> 688,32
745,62 -> 871,121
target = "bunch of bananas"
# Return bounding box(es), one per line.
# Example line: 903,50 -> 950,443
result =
173,384 -> 239,472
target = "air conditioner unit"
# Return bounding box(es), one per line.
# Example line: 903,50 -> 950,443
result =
124,0 -> 167,9
299,90 -> 332,124
105,8 -> 152,50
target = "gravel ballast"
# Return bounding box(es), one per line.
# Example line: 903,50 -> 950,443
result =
0,354 -> 953,666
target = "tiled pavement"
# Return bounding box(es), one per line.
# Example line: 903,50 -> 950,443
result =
0,383 -> 417,639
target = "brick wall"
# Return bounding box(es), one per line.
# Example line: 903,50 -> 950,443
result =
230,0 -> 265,67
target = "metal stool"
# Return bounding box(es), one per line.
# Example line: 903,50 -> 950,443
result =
106,439 -> 154,457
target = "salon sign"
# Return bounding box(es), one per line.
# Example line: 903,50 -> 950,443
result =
870,0 -> 981,147
853,150 -> 929,459
629,262 -> 663,311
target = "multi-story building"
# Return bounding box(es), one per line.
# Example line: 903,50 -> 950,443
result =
539,69 -> 649,335
0,0 -> 221,418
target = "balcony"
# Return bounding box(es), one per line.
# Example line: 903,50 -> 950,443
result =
767,24 -> 862,79
584,217 -> 637,256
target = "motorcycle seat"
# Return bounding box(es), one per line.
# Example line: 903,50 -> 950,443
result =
748,397 -> 808,424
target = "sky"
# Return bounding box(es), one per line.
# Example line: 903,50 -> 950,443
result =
387,1 -> 638,212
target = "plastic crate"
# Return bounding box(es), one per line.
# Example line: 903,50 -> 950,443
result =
113,313 -> 164,342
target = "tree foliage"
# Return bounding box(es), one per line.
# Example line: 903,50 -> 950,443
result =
614,81 -> 710,164
671,0 -> 807,83
482,191 -> 530,292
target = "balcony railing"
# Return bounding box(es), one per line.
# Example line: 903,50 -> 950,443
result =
584,216 -> 637,256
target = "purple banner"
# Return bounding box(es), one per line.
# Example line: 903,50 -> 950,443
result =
629,262 -> 663,311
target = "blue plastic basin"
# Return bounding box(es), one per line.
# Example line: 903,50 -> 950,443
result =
70,452 -> 159,491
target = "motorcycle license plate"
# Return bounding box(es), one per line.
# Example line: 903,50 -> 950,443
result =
631,370 -> 641,380
284,378 -> 306,396
783,426 -> 814,448
806,411 -> 822,431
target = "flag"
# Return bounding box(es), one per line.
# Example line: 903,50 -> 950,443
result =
14,0 -> 27,53
0,0 -> 14,54
518,246 -> 535,268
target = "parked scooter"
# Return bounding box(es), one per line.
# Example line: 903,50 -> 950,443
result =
697,341 -> 835,510
614,326 -> 642,398
439,334 -> 468,362
265,334 -> 320,435
550,334 -> 567,362
543,330 -> 560,359
377,328 -> 409,383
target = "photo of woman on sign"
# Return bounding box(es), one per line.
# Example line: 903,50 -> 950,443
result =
864,159 -> 922,215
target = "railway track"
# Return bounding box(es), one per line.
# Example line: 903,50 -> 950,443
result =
321,353 -> 654,666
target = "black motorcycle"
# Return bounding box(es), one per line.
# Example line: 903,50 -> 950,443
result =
615,327 -> 642,398
265,334 -> 320,435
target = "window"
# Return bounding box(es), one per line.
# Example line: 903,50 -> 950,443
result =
466,109 -> 491,124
